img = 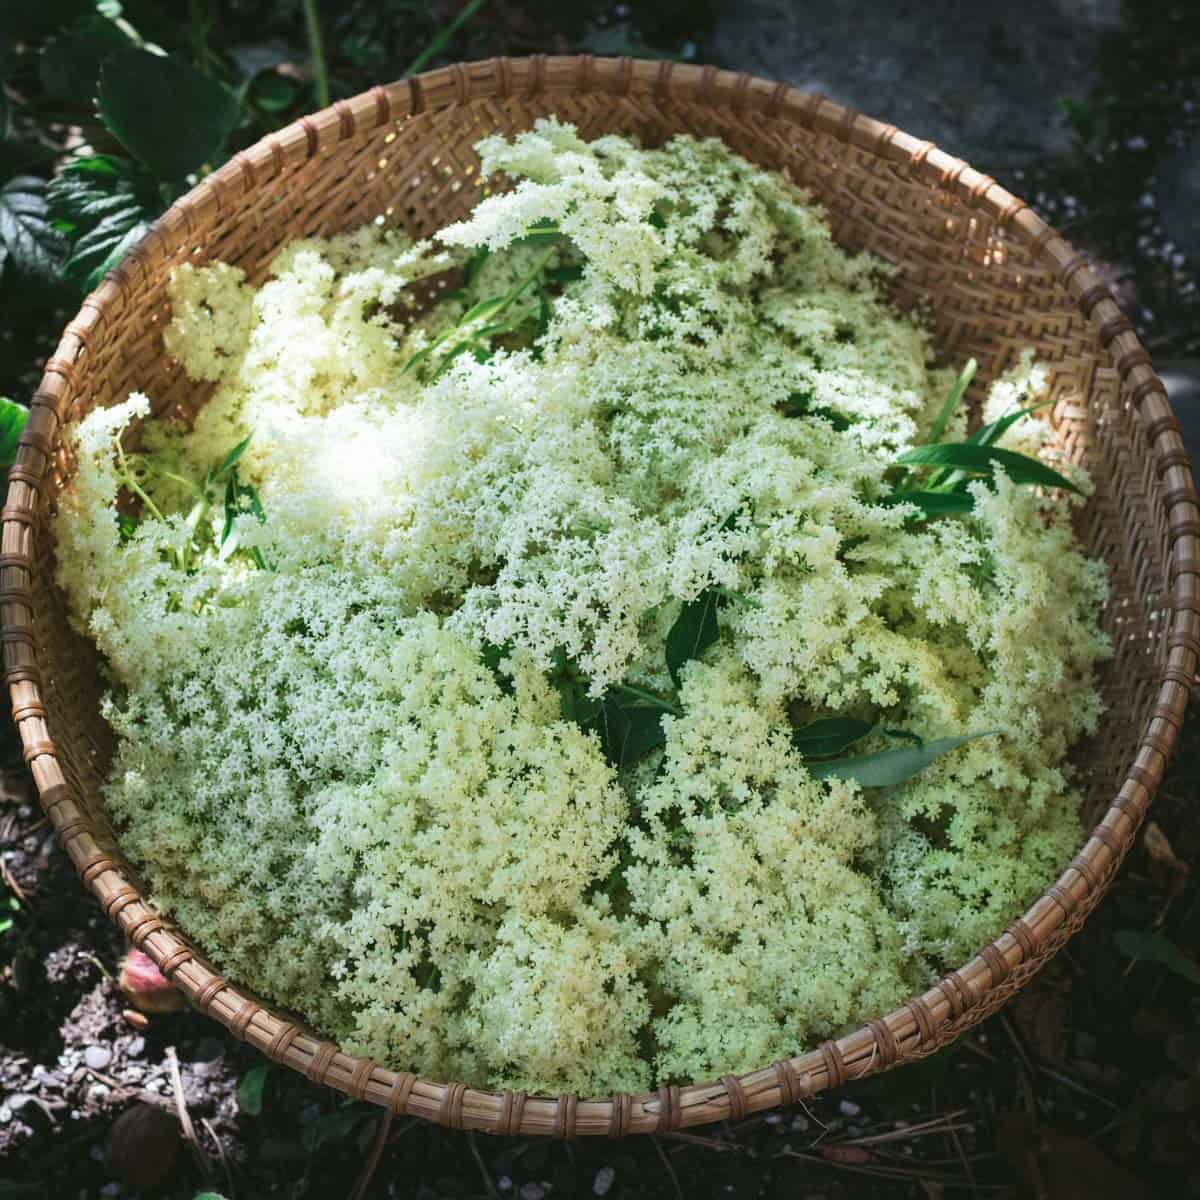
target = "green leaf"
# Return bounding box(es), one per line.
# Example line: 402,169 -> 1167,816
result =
882,490 -> 976,519
925,358 -> 977,445
0,0 -> 93,40
807,730 -> 1000,788
777,391 -> 852,430
665,589 -> 721,686
0,397 -> 29,471
592,698 -> 667,768
0,176 -> 67,286
237,1064 -> 272,1115
47,155 -> 161,291
301,1106 -> 371,1153
39,20 -> 131,102
1114,930 -> 1200,985
97,48 -> 240,180
895,443 -> 1082,495
212,433 -> 252,480
968,400 -> 1052,448
192,1193 -> 229,1200
248,70 -> 297,114
791,716 -> 876,758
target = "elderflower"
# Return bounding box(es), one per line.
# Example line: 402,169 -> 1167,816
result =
54,122 -> 1110,1093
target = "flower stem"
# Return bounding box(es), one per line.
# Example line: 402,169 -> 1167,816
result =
301,0 -> 330,110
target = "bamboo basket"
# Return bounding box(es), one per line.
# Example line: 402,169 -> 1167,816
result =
3,56 -> 1198,1137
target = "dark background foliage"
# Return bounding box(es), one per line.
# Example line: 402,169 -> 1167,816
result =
1,2 -> 1199,1198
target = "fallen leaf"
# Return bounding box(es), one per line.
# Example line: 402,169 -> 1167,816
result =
1143,820 -> 1189,896
996,1111 -> 1150,1199
106,1103 -> 180,1188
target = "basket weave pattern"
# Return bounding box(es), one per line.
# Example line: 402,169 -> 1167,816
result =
3,56 -> 1198,1136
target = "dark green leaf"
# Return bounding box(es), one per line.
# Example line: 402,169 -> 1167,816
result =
925,357 -> 977,444
882,490 -> 976,519
791,716 -> 876,758
0,397 -> 29,470
895,443 -> 1082,495
1114,930 -> 1200,985
591,697 -> 666,768
236,1064 -> 272,1116
665,589 -> 720,686
97,48 -> 240,180
968,400 -> 1052,448
0,176 -> 67,286
39,21 -> 131,102
806,731 -> 1000,788
47,155 -> 161,291
248,70 -> 297,114
0,0 -> 92,40
464,244 -> 489,288
300,1105 -> 371,1152
777,391 -> 852,430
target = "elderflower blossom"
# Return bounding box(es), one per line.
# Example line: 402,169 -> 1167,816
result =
53,122 -> 1110,1092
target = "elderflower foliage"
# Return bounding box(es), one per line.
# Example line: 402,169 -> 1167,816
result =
54,123 -> 1110,1093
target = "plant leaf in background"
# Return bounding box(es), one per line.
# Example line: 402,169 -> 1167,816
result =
236,1063 -> 272,1116
97,48 -> 240,181
0,397 -> 30,470
895,442 -> 1082,495
47,156 -> 159,291
39,16 -> 132,103
0,0 -> 93,41
0,175 -> 66,287
806,731 -> 1000,787
1114,929 -> 1200,985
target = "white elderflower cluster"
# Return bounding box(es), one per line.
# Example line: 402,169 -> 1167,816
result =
54,122 -> 1110,1093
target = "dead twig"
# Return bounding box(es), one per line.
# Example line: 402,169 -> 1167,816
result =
1,857 -> 27,903
347,1115 -> 417,1200
202,1116 -> 236,1200
653,1134 -> 684,1200
165,1046 -> 211,1178
468,1130 -> 500,1200
840,1109 -> 971,1148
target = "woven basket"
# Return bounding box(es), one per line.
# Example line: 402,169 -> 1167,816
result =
3,56 -> 1198,1137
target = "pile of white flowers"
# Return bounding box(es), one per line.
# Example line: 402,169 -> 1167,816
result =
56,120 -> 1110,1094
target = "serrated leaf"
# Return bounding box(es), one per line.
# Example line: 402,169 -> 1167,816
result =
925,357 -> 977,444
665,589 -> 721,686
791,717 -> 876,758
0,176 -> 66,286
882,490 -> 976,519
39,21 -> 131,102
895,443 -> 1082,495
97,48 -> 240,180
237,1064 -> 272,1115
1114,929 -> 1200,985
807,731 -> 1000,788
0,397 -> 29,470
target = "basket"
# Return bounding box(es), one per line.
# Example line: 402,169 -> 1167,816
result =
3,56 -> 1198,1137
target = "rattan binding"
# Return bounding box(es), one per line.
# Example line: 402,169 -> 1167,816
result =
2,56 -> 1197,1136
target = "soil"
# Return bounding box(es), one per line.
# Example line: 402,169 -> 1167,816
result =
3,2 -> 1200,1198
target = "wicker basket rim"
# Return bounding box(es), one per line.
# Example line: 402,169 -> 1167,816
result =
3,54 -> 1198,1137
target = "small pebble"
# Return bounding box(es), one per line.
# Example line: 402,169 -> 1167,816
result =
87,1084 -> 110,1104
839,1100 -> 861,1117
127,1036 -> 146,1058
0,1104 -> 12,1124
593,1165 -> 616,1196
519,1185 -> 545,1200
497,1178 -> 513,1193
85,1045 -> 113,1071
100,1184 -> 120,1197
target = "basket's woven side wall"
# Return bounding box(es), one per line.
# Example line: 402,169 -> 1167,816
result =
4,58 -> 1197,1137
